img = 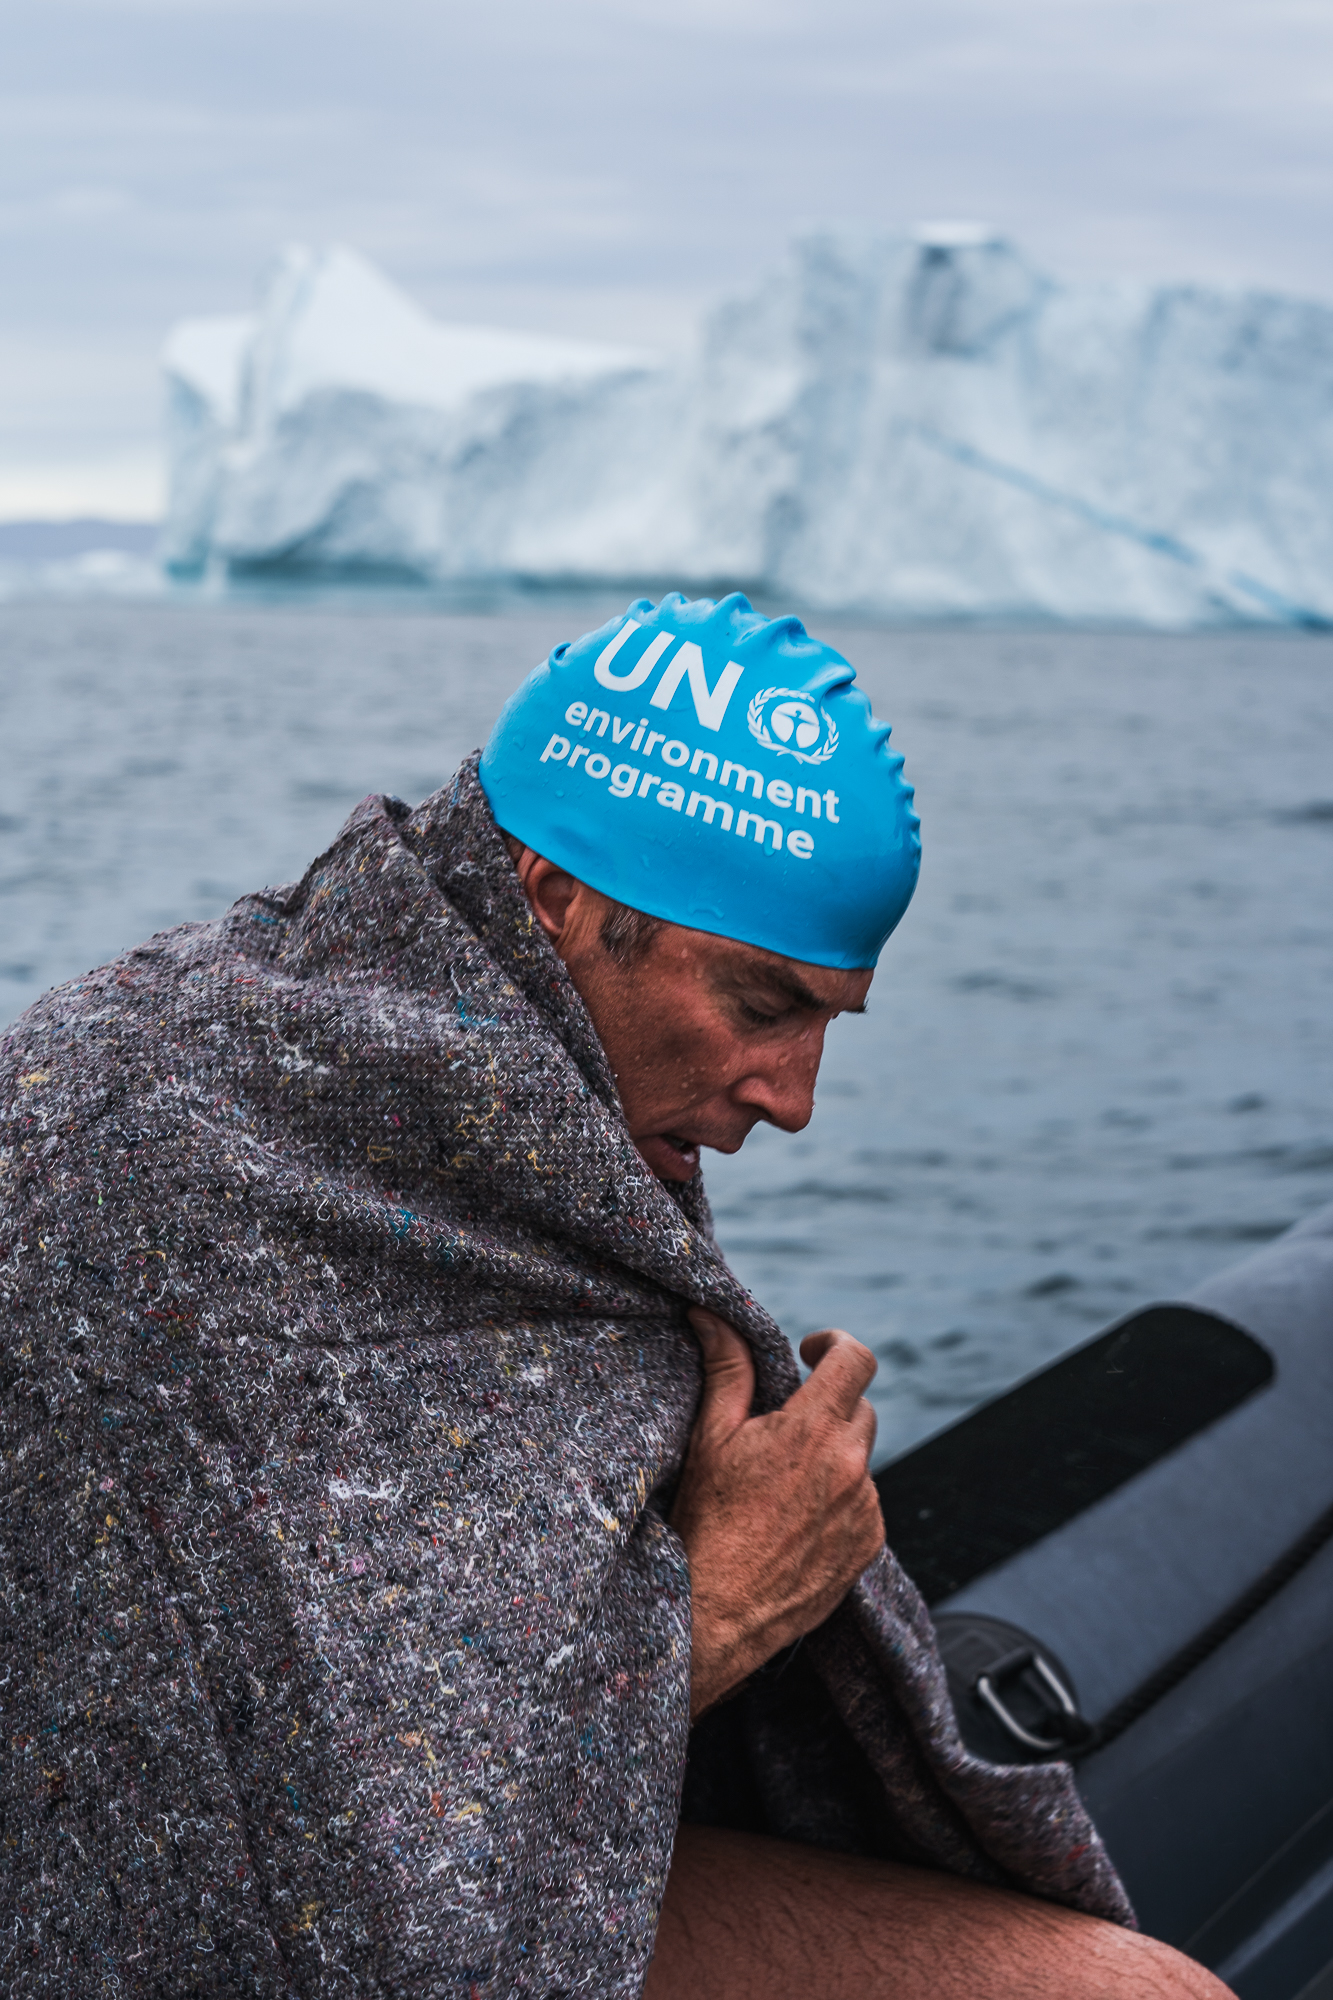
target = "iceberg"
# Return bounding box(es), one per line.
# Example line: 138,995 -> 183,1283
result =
160,246 -> 658,579
161,234 -> 1333,626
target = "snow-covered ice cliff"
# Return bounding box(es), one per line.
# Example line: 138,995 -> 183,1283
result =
161,235 -> 1333,625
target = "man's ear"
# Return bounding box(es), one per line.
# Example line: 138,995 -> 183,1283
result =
514,850 -> 582,945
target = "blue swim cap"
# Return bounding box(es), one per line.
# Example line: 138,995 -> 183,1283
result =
479,593 -> 920,970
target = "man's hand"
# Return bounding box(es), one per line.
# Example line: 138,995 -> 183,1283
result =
671,1309 -> 885,1720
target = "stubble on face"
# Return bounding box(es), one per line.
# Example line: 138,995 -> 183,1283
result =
561,909 -> 872,1182
506,844 -> 872,1182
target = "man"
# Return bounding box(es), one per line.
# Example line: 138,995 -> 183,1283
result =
0,594 -> 1224,1997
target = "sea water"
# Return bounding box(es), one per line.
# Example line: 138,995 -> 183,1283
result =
2,598 -> 1330,1462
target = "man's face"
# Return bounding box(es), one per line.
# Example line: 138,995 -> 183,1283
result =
513,851 -> 873,1182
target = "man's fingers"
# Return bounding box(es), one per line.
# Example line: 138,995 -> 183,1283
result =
797,1327 -> 877,1421
849,1394 -> 878,1464
688,1310 -> 756,1443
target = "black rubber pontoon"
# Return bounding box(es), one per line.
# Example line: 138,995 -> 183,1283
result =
875,1200 -> 1333,2000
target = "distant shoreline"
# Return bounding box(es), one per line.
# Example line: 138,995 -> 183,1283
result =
0,519 -> 158,560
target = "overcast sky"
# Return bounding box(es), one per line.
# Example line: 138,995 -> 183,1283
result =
5,0 -> 1332,518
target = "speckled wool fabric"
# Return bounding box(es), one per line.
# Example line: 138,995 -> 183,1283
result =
0,757 -> 1131,1995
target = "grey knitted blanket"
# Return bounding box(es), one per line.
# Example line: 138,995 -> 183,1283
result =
0,758 -> 1130,1996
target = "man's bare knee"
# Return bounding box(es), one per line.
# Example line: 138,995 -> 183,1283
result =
648,1827 -> 1235,2000
1092,1926 -> 1233,2000
873,1889 -> 1235,2000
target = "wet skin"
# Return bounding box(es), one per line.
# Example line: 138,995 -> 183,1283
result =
511,846 -> 1233,2000
513,845 -> 885,1713
511,848 -> 872,1181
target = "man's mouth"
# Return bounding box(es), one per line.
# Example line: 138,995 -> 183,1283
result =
634,1131 -> 702,1180
659,1133 -> 700,1173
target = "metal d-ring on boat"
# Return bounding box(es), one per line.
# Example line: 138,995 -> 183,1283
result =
973,1646 -> 1089,1754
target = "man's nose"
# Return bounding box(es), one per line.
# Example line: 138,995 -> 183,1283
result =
731,1028 -> 826,1133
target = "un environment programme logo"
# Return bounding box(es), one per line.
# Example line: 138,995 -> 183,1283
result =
746,688 -> 839,765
